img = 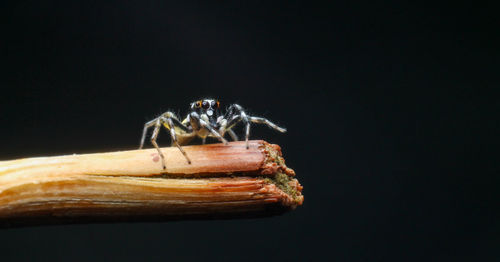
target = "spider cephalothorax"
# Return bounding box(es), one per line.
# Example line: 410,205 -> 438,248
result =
190,99 -> 221,126
140,98 -> 286,169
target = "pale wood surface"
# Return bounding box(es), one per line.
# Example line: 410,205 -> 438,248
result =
0,140 -> 303,227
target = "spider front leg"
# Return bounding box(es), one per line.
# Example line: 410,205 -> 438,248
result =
189,112 -> 228,145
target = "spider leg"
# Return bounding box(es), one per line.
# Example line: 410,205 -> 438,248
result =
190,112 -> 228,145
140,112 -> 189,150
226,104 -> 251,148
142,112 -> 193,169
244,119 -> 250,149
224,104 -> 287,149
139,119 -> 157,149
150,119 -> 167,169
249,116 -> 287,133
227,129 -> 239,141
162,112 -> 190,132
160,116 -> 192,164
217,117 -> 239,141
228,114 -> 250,149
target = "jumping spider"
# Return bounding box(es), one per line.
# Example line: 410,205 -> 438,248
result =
139,98 -> 287,169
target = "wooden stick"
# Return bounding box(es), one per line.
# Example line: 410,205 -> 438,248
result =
0,140 -> 303,227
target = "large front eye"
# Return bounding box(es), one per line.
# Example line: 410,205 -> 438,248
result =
196,101 -> 202,108
202,101 -> 210,109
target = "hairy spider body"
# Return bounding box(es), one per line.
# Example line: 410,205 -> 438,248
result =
139,99 -> 286,169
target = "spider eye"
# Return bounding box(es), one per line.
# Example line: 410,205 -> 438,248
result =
202,101 -> 210,109
215,101 -> 220,108
196,101 -> 201,107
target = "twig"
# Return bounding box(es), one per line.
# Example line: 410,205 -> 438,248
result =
0,140 -> 303,227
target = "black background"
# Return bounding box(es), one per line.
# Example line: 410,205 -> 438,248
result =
0,1 -> 498,261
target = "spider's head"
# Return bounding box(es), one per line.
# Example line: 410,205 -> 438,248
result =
190,99 -> 221,117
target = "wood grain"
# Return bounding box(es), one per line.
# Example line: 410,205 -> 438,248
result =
0,140 -> 303,227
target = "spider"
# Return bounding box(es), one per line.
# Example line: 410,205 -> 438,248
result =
139,98 -> 287,169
